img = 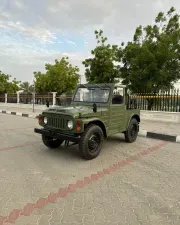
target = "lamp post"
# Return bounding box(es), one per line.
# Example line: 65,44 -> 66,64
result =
32,81 -> 35,112
79,75 -> 84,84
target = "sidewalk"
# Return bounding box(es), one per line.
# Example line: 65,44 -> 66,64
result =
0,106 -> 42,118
0,104 -> 180,143
0,106 -> 43,116
141,120 -> 180,136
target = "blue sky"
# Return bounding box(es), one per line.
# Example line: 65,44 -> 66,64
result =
0,27 -> 89,52
43,32 -> 90,52
0,0 -> 180,84
0,22 -> 93,50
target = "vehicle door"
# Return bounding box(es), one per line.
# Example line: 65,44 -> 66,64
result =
109,88 -> 126,134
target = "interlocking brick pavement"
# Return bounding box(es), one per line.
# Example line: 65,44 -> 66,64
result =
0,114 -> 180,225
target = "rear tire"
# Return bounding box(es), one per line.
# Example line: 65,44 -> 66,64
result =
79,125 -> 104,160
42,135 -> 64,148
124,118 -> 139,143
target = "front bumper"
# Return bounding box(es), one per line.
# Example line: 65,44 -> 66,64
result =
34,128 -> 80,143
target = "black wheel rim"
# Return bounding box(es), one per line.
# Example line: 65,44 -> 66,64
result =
88,133 -> 100,153
130,124 -> 137,138
47,136 -> 57,141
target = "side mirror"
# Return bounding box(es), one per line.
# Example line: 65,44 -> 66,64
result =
93,103 -> 97,113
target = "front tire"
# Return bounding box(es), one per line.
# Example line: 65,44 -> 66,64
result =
124,118 -> 139,143
79,125 -> 104,160
42,135 -> 64,148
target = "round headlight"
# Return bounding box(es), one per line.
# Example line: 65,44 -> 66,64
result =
44,117 -> 48,124
67,120 -> 73,129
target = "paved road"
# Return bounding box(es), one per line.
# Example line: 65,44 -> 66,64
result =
0,114 -> 180,225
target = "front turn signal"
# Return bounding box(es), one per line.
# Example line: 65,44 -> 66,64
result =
76,126 -> 81,132
75,121 -> 81,132
39,115 -> 44,125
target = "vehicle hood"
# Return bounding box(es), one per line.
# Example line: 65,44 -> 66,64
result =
43,105 -> 108,118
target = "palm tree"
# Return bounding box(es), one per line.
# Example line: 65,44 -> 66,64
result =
20,82 -> 33,93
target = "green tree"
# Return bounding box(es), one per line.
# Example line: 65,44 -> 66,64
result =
0,71 -> 9,93
119,7 -> 180,109
82,30 -> 120,83
34,57 -> 80,94
0,71 -> 19,93
7,78 -> 20,93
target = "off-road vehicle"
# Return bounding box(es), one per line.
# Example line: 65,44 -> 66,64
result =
34,83 -> 140,160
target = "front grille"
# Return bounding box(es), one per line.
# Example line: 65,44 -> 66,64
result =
48,116 -> 65,129
44,113 -> 70,130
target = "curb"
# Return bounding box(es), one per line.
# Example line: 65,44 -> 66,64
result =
1,109 -> 179,143
0,109 -> 39,119
138,130 -> 180,143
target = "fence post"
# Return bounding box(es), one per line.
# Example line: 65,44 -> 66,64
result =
17,92 -> 20,104
32,92 -> 36,112
5,93 -> 7,104
52,92 -> 57,106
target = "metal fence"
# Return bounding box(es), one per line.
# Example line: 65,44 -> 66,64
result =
7,94 -> 17,103
0,94 -> 5,103
131,89 -> 180,112
19,93 -> 33,104
56,94 -> 72,106
35,93 -> 53,105
19,93 -> 53,105
0,93 -> 73,106
1,89 -> 180,112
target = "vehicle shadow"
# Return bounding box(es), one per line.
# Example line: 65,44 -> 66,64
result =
106,134 -> 126,143
40,134 -> 127,160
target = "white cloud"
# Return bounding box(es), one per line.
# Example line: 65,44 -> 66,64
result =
0,42 -> 86,82
67,40 -> 76,46
14,0 -> 24,9
0,20 -> 57,43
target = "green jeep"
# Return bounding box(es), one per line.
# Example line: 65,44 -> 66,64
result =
34,83 -> 140,160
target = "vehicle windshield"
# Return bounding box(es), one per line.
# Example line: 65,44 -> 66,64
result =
73,87 -> 110,103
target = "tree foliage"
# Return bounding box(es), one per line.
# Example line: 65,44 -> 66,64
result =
119,7 -> 180,95
19,82 -> 34,93
34,57 -> 80,94
0,71 -> 20,94
82,30 -> 120,83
